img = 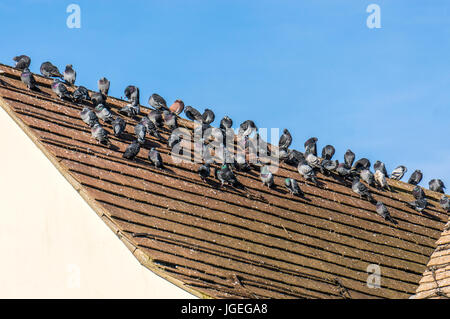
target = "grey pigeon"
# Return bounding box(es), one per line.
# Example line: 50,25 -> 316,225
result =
279,129 -> 292,149
149,93 -> 168,111
238,120 -> 257,137
360,169 -> 375,187
321,145 -> 335,160
285,150 -> 305,166
202,108 -> 215,125
429,179 -> 446,193
306,152 -> 320,168
215,164 -> 238,187
390,166 -> 407,181
220,116 -> 233,130
198,163 -> 211,181
73,86 -> 90,103
304,137 -> 318,156
374,160 -> 388,177
376,201 -> 395,223
51,79 -> 71,100
260,165 -> 274,188
40,61 -> 63,78
279,148 -> 289,161
344,149 -> 355,168
162,110 -> 178,130
98,77 -> 110,95
80,107 -> 98,128
63,64 -> 76,85
148,147 -> 163,168
148,109 -> 164,128
352,177 -> 374,201
285,178 -> 303,196
123,141 -> 141,160
124,85 -> 140,106
298,160 -> 318,184
407,198 -> 428,212
184,106 -> 203,122
91,123 -> 109,145
112,116 -> 126,137
120,104 -> 140,117
13,55 -> 31,70
375,170 -> 391,191
140,117 -> 161,140
412,185 -> 425,200
91,92 -> 106,107
408,170 -> 423,185
167,131 -> 181,150
20,68 -> 37,90
439,195 -> 450,212
337,163 -> 352,178
320,159 -> 338,175
94,104 -> 114,123
134,122 -> 147,144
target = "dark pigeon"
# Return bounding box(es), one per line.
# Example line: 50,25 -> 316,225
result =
337,163 -> 352,178
13,55 -> 31,70
321,145 -> 335,160
285,178 -> 303,196
304,137 -> 318,156
140,117 -> 162,140
390,165 -> 407,181
352,177 -> 374,202
40,61 -> 63,78
407,198 -> 428,212
344,149 -> 355,168
123,141 -> 141,160
284,150 -> 305,166
220,116 -> 233,130
408,170 -> 423,185
91,92 -> 106,107
112,116 -> 126,137
148,147 -> 163,168
376,201 -> 395,223
412,186 -> 425,200
320,159 -> 338,175
134,122 -> 147,144
167,131 -> 182,150
148,109 -> 164,128
149,93 -> 168,111
238,120 -> 257,137
20,68 -> 37,90
162,110 -> 178,130
80,107 -> 98,128
73,86 -> 90,103
215,164 -> 238,187
184,106 -> 203,122
429,179 -> 446,193
198,163 -> 211,181
353,158 -> 371,172
98,77 -> 110,96
202,108 -> 215,125
63,64 -> 76,85
124,85 -> 140,106
279,129 -> 292,150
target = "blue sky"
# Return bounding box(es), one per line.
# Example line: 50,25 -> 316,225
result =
0,0 -> 449,188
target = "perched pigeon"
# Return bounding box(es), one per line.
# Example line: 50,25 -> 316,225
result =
98,77 -> 110,96
80,107 -> 98,128
91,123 -> 109,145
20,68 -> 37,90
167,131 -> 182,150
285,150 -> 305,166
149,93 -> 168,111
304,137 -> 318,156
169,99 -> 185,115
73,86 -> 90,103
285,178 -> 303,196
344,149 -> 355,168
91,92 -> 106,107
353,158 -> 371,172
63,64 -> 76,85
148,109 -> 164,128
13,55 -> 31,70
374,170 -> 391,191
352,178 -> 374,201
123,141 -> 141,160
215,164 -> 238,187
320,159 -> 338,175
306,152 -> 320,168
198,163 -> 211,181
376,201 -> 395,223
408,170 -> 423,185
184,106 -> 203,122
412,186 -> 425,200
238,120 -> 257,137
260,165 -> 274,188
337,163 -> 352,178
134,122 -> 147,144
429,179 -> 446,193
148,147 -> 163,168
298,160 -> 318,184
439,195 -> 450,212
124,85 -> 140,106
390,166 -> 407,181
112,116 -> 126,137
51,79 -> 71,100
140,117 -> 162,140
279,129 -> 292,150
321,145 -> 335,160
202,108 -> 215,125
94,104 -> 114,123
360,169 -> 375,187
374,160 -> 388,177
220,116 -> 233,130
162,110 -> 178,130
40,61 -> 63,78
120,104 -> 140,117
407,198 -> 428,212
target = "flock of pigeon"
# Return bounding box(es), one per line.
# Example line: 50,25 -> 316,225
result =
10,54 -> 450,224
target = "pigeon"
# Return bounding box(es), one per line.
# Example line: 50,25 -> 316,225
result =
51,79 -> 71,100
279,129 -> 292,150
134,122 -> 147,144
20,68 -> 37,90
167,131 -> 182,150
374,160 -> 388,177
439,195 -> 450,212
408,170 -> 423,185
98,77 -> 110,96
73,86 -> 90,103
285,178 -> 303,196
374,170 -> 391,191
352,178 -> 374,201
112,116 -> 126,137
63,64 -> 76,85
148,147 -> 163,168
360,169 -> 375,187
40,61 -> 63,78
238,120 -> 257,137
321,145 -> 335,160
120,104 -> 140,117
123,141 -> 141,160
429,179 -> 446,193
140,117 -> 162,140
305,152 -> 320,168
215,164 -> 238,187
304,137 -> 318,156
344,149 -> 355,168
184,106 -> 203,122
260,165 -> 274,188
353,158 -> 371,172
169,99 -> 185,115
407,198 -> 428,212
412,186 -> 425,200
91,123 -> 109,145
202,108 -> 215,125
124,85 -> 140,106
285,150 -> 305,166
162,110 -> 178,130
198,163 -> 211,181
13,55 -> 31,70
91,92 -> 106,107
148,109 -> 164,128
337,163 -> 352,178
320,159 -> 338,175
149,93 -> 168,111
220,116 -> 233,130
390,166 -> 407,181
376,201 -> 395,223
80,107 -> 98,128
94,104 -> 114,123
298,160 -> 318,184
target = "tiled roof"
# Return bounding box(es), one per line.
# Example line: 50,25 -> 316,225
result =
0,63 -> 448,299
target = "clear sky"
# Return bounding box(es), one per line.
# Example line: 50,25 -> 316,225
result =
0,0 -> 449,189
